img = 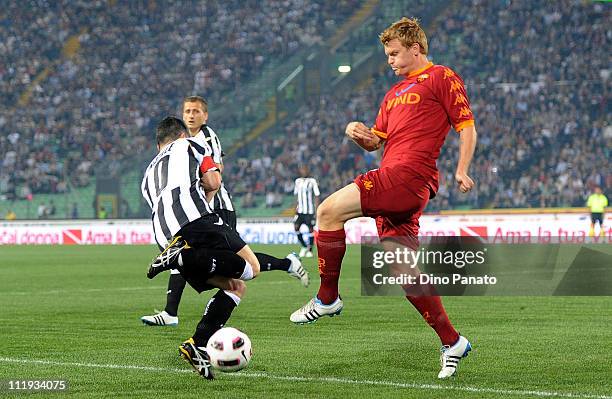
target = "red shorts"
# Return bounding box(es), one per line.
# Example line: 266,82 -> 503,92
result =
354,165 -> 432,249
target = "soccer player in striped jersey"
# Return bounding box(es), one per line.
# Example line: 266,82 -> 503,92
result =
141,96 -> 237,327
142,117 -> 307,378
290,18 -> 476,379
293,165 -> 320,258
183,96 -> 235,227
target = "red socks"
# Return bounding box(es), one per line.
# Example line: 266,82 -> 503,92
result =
406,295 -> 459,346
315,228 -> 459,346
316,229 -> 346,304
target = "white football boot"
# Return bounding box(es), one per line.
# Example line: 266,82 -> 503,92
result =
305,250 -> 314,258
140,310 -> 178,326
298,247 -> 308,258
438,335 -> 472,378
287,253 -> 309,287
290,296 -> 343,324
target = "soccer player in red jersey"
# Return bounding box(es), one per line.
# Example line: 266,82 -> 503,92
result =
290,17 -> 477,378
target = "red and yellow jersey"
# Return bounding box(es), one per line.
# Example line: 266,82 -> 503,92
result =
372,62 -> 474,195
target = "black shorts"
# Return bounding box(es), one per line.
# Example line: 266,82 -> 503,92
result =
178,247 -> 248,293
178,214 -> 245,252
294,213 -> 315,229
175,214 -> 247,293
591,213 -> 604,224
216,209 -> 237,230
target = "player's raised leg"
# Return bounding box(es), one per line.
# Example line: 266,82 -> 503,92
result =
148,237 -> 309,287
316,183 -> 363,303
210,244 -> 309,286
236,246 -> 309,287
229,231 -> 309,286
290,183 -> 362,324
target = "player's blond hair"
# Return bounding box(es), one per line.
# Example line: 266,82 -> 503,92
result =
379,17 -> 428,55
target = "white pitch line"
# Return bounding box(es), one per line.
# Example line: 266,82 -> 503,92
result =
0,357 -> 190,374
0,357 -> 609,399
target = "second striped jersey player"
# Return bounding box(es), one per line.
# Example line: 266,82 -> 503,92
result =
193,123 -> 235,228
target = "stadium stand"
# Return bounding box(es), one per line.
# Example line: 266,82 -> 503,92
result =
0,0 -> 609,218
229,0 -> 611,212
0,0 -> 360,218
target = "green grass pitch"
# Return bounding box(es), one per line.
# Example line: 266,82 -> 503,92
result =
0,245 -> 610,398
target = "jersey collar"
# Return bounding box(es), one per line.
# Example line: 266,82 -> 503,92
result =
406,62 -> 434,79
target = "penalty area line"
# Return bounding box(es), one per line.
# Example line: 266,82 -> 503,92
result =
0,357 -> 609,399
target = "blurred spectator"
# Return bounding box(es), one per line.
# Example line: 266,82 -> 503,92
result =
48,200 -> 56,216
37,203 -> 47,219
265,191 -> 284,208
119,198 -> 131,218
241,192 -> 257,208
71,202 -> 79,219
265,191 -> 277,208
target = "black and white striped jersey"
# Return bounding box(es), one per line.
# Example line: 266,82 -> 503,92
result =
141,137 -> 217,247
193,125 -> 235,212
294,177 -> 320,214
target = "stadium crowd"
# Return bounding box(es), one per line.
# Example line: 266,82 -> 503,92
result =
1,0 -> 609,215
430,0 -> 610,210
0,0 -> 357,203
228,0 -> 610,210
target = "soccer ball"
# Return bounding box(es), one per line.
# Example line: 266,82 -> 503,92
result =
206,327 -> 252,372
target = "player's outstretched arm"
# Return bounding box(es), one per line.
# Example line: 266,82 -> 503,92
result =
455,125 -> 477,193
345,121 -> 382,152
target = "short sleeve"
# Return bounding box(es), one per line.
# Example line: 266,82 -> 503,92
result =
436,67 -> 475,133
200,156 -> 218,174
312,179 -> 320,196
206,127 -> 223,164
